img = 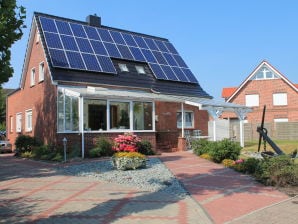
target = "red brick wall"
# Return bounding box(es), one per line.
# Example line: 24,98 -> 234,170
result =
227,79 -> 298,122
7,30 -> 57,149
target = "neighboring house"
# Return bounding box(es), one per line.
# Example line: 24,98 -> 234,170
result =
222,60 -> 298,140
7,12 -> 245,154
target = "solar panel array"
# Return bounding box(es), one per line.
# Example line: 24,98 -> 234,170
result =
38,16 -> 198,83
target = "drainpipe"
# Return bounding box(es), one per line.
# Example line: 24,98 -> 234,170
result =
80,96 -> 85,158
181,102 -> 184,137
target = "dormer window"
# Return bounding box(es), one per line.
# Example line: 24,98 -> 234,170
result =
135,65 -> 145,74
119,63 -> 129,72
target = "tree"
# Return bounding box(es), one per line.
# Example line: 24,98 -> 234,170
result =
0,87 -> 6,130
0,0 -> 26,85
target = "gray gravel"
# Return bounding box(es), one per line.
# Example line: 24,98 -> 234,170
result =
58,158 -> 188,197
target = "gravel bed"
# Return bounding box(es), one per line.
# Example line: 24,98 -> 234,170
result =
58,158 -> 188,197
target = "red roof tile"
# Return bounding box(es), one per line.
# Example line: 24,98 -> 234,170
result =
222,87 -> 237,98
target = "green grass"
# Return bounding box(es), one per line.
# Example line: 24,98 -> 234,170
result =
242,140 -> 298,163
243,140 -> 298,154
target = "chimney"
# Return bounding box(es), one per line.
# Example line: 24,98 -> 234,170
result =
86,14 -> 101,27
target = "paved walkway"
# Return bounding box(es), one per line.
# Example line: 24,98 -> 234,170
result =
0,152 -> 297,224
159,151 -> 297,224
0,154 -> 212,224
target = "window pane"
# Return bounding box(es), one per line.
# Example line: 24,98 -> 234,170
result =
133,102 -> 153,130
273,93 -> 287,106
84,99 -> 107,130
110,101 -> 130,129
245,94 -> 259,107
57,90 -> 64,132
177,111 -> 193,128
72,97 -> 79,131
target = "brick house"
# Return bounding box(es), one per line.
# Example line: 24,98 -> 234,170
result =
222,60 -> 298,140
7,12 -> 246,155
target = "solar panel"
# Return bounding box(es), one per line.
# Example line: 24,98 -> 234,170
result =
66,51 -> 86,69
55,21 -> 72,35
76,37 -> 93,53
84,26 -> 100,40
60,35 -> 78,51
39,16 -> 198,83
97,56 -> 116,73
82,53 -> 101,72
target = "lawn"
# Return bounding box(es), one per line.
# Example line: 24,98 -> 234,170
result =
243,140 -> 298,154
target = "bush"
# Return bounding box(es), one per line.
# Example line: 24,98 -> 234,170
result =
89,137 -> 113,158
209,139 -> 241,163
33,145 -> 50,159
69,145 -> 81,158
15,135 -> 42,152
136,140 -> 154,155
242,158 -> 261,174
192,139 -> 212,156
255,156 -> 298,187
21,151 -> 34,158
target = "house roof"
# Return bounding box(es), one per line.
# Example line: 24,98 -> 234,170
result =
32,12 -> 211,98
225,60 -> 298,102
221,87 -> 237,98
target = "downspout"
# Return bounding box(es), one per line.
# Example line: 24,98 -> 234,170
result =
80,96 -> 85,158
181,102 -> 184,137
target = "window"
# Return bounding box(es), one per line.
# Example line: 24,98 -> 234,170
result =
119,63 -> 129,72
30,68 -> 35,86
10,116 -> 13,133
39,62 -> 44,82
274,118 -> 288,122
245,94 -> 259,107
57,90 -> 79,132
135,65 -> 146,74
16,113 -> 22,133
110,101 -> 130,129
25,110 -> 33,132
84,99 -> 107,131
133,102 -> 153,130
177,111 -> 194,128
273,93 -> 287,106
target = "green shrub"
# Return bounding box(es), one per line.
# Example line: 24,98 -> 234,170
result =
51,153 -> 63,162
21,151 -> 34,158
15,135 -> 42,152
136,140 -> 154,155
255,156 -> 298,187
69,145 -> 81,158
32,145 -> 50,159
242,158 -> 261,174
89,137 -> 113,157
209,139 -> 241,163
199,153 -> 213,161
192,139 -> 213,156
112,152 -> 146,170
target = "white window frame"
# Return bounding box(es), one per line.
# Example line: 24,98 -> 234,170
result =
118,63 -> 129,72
177,111 -> 194,128
245,94 -> 259,107
274,118 -> 288,123
273,93 -> 287,106
135,65 -> 146,74
10,116 -> 13,133
39,62 -> 45,82
16,113 -> 22,133
25,110 -> 33,132
30,68 -> 36,87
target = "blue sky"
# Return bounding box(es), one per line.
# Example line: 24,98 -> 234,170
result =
4,0 -> 298,98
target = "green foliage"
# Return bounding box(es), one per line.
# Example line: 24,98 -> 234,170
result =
136,140 -> 154,155
199,153 -> 213,161
242,158 -> 261,174
255,156 -> 298,187
51,153 -> 63,162
0,88 -> 5,124
0,0 -> 26,84
209,139 -> 241,163
69,144 -> 80,158
89,137 -> 113,157
15,135 -> 42,152
193,139 -> 241,163
192,139 -> 212,156
21,151 -> 34,158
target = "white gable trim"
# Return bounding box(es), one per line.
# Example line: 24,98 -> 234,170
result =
227,61 -> 298,102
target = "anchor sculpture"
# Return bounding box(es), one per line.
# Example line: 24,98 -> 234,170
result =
256,105 -> 285,157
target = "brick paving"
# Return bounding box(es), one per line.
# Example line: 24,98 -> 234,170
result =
0,154 -> 212,224
1,152 -> 297,224
159,151 -> 296,224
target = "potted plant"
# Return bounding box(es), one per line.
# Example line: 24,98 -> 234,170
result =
112,133 -> 146,170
